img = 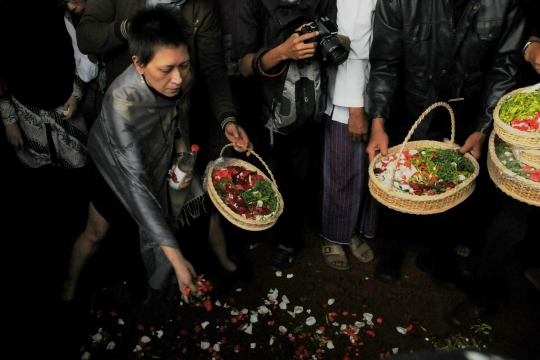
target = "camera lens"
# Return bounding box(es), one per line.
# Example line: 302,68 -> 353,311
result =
320,37 -> 348,66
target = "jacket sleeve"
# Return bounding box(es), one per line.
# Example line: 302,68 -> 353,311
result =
94,89 -> 179,250
76,0 -> 127,55
366,0 -> 403,120
475,0 -> 526,134
195,0 -> 237,124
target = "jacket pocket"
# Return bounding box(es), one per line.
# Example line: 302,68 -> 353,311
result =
402,24 -> 431,70
474,20 -> 503,41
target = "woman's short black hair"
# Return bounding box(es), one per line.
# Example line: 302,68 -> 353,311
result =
128,5 -> 191,66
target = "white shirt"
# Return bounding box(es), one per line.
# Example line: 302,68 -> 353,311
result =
64,15 -> 99,83
325,0 -> 377,124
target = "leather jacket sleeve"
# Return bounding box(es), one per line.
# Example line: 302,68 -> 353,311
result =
475,0 -> 526,134
366,0 -> 403,121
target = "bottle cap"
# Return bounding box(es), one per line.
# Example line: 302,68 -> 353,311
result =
191,144 -> 199,152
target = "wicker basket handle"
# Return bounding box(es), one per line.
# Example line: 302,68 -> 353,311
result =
388,102 -> 457,190
219,143 -> 278,188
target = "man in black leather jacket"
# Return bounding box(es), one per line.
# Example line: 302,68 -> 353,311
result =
364,0 -> 527,287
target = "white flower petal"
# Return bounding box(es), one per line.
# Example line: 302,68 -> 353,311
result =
332,322 -> 339,327
279,301 -> 287,310
92,333 -> 103,342
396,326 -> 408,334
213,343 -> 221,352
200,341 -> 210,350
156,330 -> 163,338
201,321 -> 210,329
281,295 -> 290,304
288,311 -> 296,318
134,345 -> 142,352
117,318 -> 125,325
106,341 -> 115,350
223,303 -> 230,308
286,274 -> 294,279
231,309 -> 239,316
241,308 -> 249,314
294,306 -> 303,314
363,313 -> 373,322
275,271 -> 282,277
307,309 -> 311,314
215,300 -> 222,307
305,317 -> 316,326
327,341 -> 335,349
279,325 -> 288,333
392,348 -> 399,354
81,351 -> 91,360
250,343 -> 256,349
141,336 -> 151,343
244,324 -> 253,335
258,305 -> 269,314
250,314 -> 259,323
327,298 -> 335,305
270,337 -> 275,345
236,288 -> 242,292
340,324 -> 347,331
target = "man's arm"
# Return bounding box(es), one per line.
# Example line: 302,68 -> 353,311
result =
524,35 -> 540,74
77,0 -> 128,55
473,1 -> 526,136
237,30 -> 319,78
195,0 -> 251,152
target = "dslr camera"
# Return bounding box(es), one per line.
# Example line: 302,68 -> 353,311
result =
298,16 -> 349,66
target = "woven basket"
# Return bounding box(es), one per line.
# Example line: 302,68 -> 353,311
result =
368,102 -> 480,215
487,131 -> 540,207
493,84 -> 540,149
206,144 -> 284,231
511,146 -> 540,169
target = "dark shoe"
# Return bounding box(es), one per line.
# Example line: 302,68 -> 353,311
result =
448,298 -> 497,328
375,255 -> 400,284
416,253 -> 463,291
268,247 -> 296,270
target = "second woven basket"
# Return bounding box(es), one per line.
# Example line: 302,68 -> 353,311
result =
368,102 -> 480,215
206,144 -> 284,231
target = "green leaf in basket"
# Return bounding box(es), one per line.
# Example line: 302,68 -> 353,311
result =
499,90 -> 540,124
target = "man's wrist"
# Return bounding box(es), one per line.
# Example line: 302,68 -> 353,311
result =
371,117 -> 385,130
221,117 -> 237,130
523,39 -> 540,60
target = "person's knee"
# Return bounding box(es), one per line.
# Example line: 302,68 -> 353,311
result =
82,223 -> 108,245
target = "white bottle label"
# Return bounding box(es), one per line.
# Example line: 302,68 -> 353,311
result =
169,165 -> 188,189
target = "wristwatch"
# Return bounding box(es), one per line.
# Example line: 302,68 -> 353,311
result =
522,39 -> 540,57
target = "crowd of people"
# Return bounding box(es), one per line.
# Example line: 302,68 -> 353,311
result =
1,0 -> 539,356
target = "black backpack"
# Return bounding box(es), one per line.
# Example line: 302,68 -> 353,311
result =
257,0 -> 332,137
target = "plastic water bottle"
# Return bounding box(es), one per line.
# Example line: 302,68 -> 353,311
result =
169,144 -> 199,189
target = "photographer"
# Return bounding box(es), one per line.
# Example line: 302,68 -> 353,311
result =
232,0 -> 344,270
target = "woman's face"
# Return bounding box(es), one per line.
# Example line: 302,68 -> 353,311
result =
64,0 -> 86,15
133,45 -> 191,98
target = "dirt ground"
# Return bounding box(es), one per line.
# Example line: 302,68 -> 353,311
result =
2,128 -> 539,360
65,219 -> 540,360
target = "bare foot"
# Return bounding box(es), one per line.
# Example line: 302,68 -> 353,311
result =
220,258 -> 237,272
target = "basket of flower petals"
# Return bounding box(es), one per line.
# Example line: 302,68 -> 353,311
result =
368,102 -> 480,215
205,144 -> 284,231
493,83 -> 540,149
487,131 -> 540,207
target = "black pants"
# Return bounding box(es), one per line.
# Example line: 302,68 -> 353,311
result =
241,121 -> 324,250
